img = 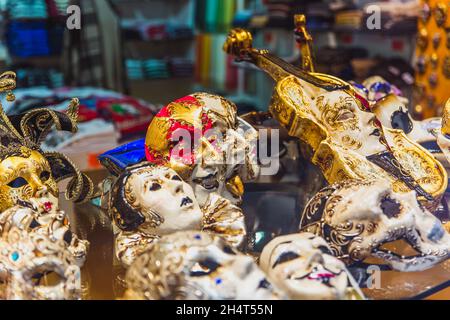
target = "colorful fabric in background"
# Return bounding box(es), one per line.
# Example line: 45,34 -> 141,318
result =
2,86 -> 158,142
6,21 -> 51,57
63,0 -> 125,93
126,58 -> 194,80
51,0 -> 71,16
6,0 -> 69,18
15,68 -> 64,88
6,0 -> 48,19
195,33 -> 237,92
5,0 -> 66,58
195,0 -> 236,33
97,98 -> 155,139
6,20 -> 64,57
122,21 -> 194,42
169,58 -> 195,78
143,59 -> 170,79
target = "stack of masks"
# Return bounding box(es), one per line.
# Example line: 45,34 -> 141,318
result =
90,25 -> 450,298
0,71 -> 94,300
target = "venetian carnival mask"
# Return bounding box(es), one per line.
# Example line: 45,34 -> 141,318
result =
0,227 -> 81,300
109,163 -> 247,267
300,180 -> 450,272
361,76 -> 406,103
109,163 -> 203,266
0,149 -> 58,212
0,195 -> 89,267
260,233 -> 364,300
145,93 -> 259,207
110,163 -> 202,234
0,72 -> 93,212
123,231 -> 284,300
363,77 -> 440,147
223,29 -> 447,210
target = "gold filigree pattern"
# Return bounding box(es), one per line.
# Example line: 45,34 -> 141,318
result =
224,28 -> 447,208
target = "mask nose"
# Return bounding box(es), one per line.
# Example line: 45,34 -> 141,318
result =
166,178 -> 183,195
306,252 -> 325,267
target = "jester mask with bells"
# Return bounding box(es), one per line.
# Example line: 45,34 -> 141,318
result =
123,231 -> 285,300
144,93 -> 259,207
0,72 -> 93,213
300,180 -> 450,272
223,29 -> 447,210
260,233 -> 364,300
109,163 -> 246,267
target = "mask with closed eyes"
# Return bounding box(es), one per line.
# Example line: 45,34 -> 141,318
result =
260,233 -> 364,300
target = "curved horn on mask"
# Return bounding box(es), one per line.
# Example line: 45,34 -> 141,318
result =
8,98 -> 79,145
43,151 -> 94,203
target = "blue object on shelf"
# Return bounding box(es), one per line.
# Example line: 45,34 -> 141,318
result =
98,139 -> 146,176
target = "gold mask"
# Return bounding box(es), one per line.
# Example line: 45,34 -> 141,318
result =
0,149 -> 58,212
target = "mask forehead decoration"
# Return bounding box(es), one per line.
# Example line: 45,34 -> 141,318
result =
145,93 -> 236,169
123,231 -> 284,300
0,227 -> 81,300
0,72 -> 93,212
223,29 -> 447,210
144,92 -> 259,206
260,233 -> 364,300
300,180 -> 450,272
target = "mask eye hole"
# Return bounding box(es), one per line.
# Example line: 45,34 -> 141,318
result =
380,195 -> 401,219
194,173 -> 219,190
223,245 -> 237,255
149,183 -> 161,191
31,271 -> 64,287
258,278 -> 272,289
272,251 -> 300,268
8,177 -> 28,188
190,259 -> 220,277
40,171 -> 51,182
63,230 -> 73,245
391,108 -> 413,134
171,175 -> 182,181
